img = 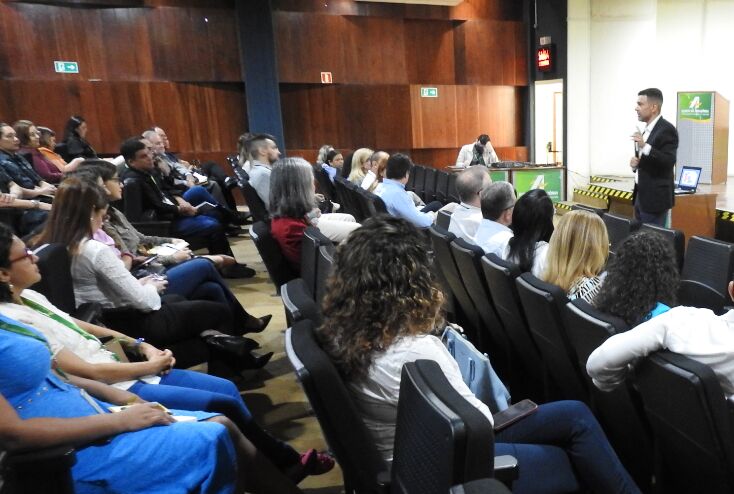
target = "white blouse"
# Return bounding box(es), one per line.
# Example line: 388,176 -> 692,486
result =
71,239 -> 160,311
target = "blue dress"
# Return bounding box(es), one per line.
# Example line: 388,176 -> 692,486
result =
0,322 -> 236,494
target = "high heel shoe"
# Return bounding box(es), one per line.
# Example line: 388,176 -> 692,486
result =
243,314 -> 272,334
239,350 -> 273,370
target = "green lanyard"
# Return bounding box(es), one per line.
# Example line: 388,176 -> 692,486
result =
21,297 -> 120,362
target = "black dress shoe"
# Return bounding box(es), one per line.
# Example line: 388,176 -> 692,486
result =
204,334 -> 259,355
221,263 -> 256,278
243,314 -> 272,334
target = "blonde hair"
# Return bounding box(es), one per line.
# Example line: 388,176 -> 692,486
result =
348,147 -> 373,184
542,210 -> 609,291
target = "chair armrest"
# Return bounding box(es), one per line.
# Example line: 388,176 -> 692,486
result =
72,302 -> 103,324
493,454 -> 519,487
9,446 -> 76,472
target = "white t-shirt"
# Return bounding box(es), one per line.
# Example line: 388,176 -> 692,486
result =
448,203 -> 483,243
503,241 -> 549,278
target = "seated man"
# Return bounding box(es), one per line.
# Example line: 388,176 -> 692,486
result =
119,137 -> 253,278
377,153 -> 442,229
247,133 -> 281,210
473,181 -> 516,256
456,134 -> 499,168
448,166 -> 491,241
0,123 -> 56,199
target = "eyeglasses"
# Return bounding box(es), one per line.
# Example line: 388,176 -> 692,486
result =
10,248 -> 35,264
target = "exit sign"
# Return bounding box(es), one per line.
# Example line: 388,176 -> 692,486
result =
421,87 -> 438,98
54,61 -> 79,73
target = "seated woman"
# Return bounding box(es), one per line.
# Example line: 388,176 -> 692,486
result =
37,126 -> 84,175
78,160 -> 270,335
542,210 -> 609,302
270,157 -> 359,271
503,189 -> 554,276
317,216 -> 640,494
594,230 -> 679,327
347,147 -> 373,185
15,120 -> 82,184
30,178 -> 263,370
61,115 -> 97,160
321,149 -> 343,183
0,223 -> 333,483
0,313 -> 303,493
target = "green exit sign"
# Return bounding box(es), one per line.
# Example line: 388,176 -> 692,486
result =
54,61 -> 79,73
420,87 -> 438,98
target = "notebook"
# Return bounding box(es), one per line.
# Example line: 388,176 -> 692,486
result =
674,166 -> 702,195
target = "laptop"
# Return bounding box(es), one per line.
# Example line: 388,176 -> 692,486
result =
674,166 -> 702,195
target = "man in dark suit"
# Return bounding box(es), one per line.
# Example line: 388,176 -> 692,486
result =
630,88 -> 679,226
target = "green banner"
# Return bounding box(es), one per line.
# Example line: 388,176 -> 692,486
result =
678,92 -> 712,121
512,169 -> 563,202
489,170 -> 509,182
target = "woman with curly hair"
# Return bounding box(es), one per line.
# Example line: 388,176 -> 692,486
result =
317,216 -> 640,494
543,210 -> 609,302
504,189 -> 555,276
594,230 -> 678,327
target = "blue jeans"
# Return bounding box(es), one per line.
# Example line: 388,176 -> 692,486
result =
634,199 -> 668,227
129,369 -> 299,468
173,186 -> 233,255
164,258 -> 251,331
495,401 -> 640,494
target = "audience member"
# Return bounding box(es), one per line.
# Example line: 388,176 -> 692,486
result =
237,132 -> 254,175
473,182 -> 516,256
504,189 -> 554,276
15,120 -> 77,184
0,122 -> 56,197
0,314 -> 302,493
247,133 -> 281,210
317,216 -> 640,494
37,126 -> 84,175
361,151 -> 389,193
542,210 -> 609,302
456,134 -> 499,168
322,149 -> 343,183
314,144 -> 333,167
378,153 -> 442,229
270,157 -> 359,270
594,230 -> 678,327
347,147 -> 373,185
448,166 -> 492,241
61,115 -> 97,160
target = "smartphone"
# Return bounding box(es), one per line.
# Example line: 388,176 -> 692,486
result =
492,399 -> 538,432
137,255 -> 159,267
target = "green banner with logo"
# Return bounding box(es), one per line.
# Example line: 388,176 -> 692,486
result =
678,92 -> 712,121
512,169 -> 563,202
489,170 -> 509,182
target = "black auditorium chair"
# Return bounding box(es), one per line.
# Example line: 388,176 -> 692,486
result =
280,278 -> 320,327
450,478 -> 512,494
678,236 -> 734,314
428,227 -> 481,343
4,446 -> 76,494
447,173 -> 459,203
635,351 -> 734,494
570,203 -> 605,217
639,223 -> 685,271
562,299 -> 653,490
314,245 -> 335,307
436,210 -> 452,231
515,273 -> 589,403
355,187 -> 380,220
392,360 -> 518,494
405,164 -> 416,192
435,170 -> 450,205
315,168 -> 337,205
31,243 -> 101,322
239,180 -> 270,223
285,320 -> 390,494
250,221 -> 297,294
411,165 -> 426,200
602,212 -> 633,254
301,227 -> 334,297
449,238 -> 510,377
342,180 -> 365,222
422,167 -> 437,203
480,254 -> 546,402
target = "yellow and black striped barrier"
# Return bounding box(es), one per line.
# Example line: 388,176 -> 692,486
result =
716,209 -> 734,222
555,202 -> 573,212
590,176 -> 619,183
573,188 -> 609,201
587,184 -> 633,201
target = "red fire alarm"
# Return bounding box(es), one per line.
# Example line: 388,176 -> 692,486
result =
537,45 -> 553,72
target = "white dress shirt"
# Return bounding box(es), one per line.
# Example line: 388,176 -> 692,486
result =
456,142 -> 499,168
448,202 -> 483,242
474,219 -> 513,256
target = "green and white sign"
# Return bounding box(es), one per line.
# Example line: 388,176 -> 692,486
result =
54,61 -> 79,73
678,92 -> 711,121
489,170 -> 509,182
512,169 -> 563,203
420,87 -> 438,98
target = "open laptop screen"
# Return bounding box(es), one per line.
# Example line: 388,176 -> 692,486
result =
678,166 -> 702,191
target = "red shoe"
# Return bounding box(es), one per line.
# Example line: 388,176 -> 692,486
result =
300,448 -> 335,476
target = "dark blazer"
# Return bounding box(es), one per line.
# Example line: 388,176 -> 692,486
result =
120,165 -> 180,222
632,117 -> 678,214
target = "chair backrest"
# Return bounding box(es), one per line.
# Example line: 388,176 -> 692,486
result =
436,210 -> 452,230
602,213 -> 632,253
447,173 -> 459,203
315,167 -> 336,202
315,245 -> 334,307
54,142 -> 70,162
681,236 -> 734,297
639,223 -> 685,271
423,167 -> 437,203
250,221 -> 297,293
570,203 -> 605,217
428,227 -> 481,342
449,238 -> 509,373
515,273 -> 589,403
355,187 -> 379,220
370,192 -> 388,214
435,171 -> 450,204
301,226 -> 333,297
450,478 -> 512,494
480,254 -> 545,401
121,176 -> 152,222
392,360 -> 495,494
30,244 -> 76,315
341,180 -> 365,222
411,165 -> 426,200
561,299 -> 653,488
635,351 -> 734,493
285,321 -> 389,493
280,278 -> 321,326
239,180 -> 270,223
678,279 -> 728,314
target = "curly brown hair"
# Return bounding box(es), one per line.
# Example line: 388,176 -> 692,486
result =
316,216 -> 445,382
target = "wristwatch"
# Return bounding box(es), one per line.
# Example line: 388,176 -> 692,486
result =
31,200 -> 40,209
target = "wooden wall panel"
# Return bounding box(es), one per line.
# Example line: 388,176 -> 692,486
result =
404,19 -> 456,84
410,85 -> 457,148
411,146 -> 527,168
0,2 -> 241,81
455,19 -> 527,86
